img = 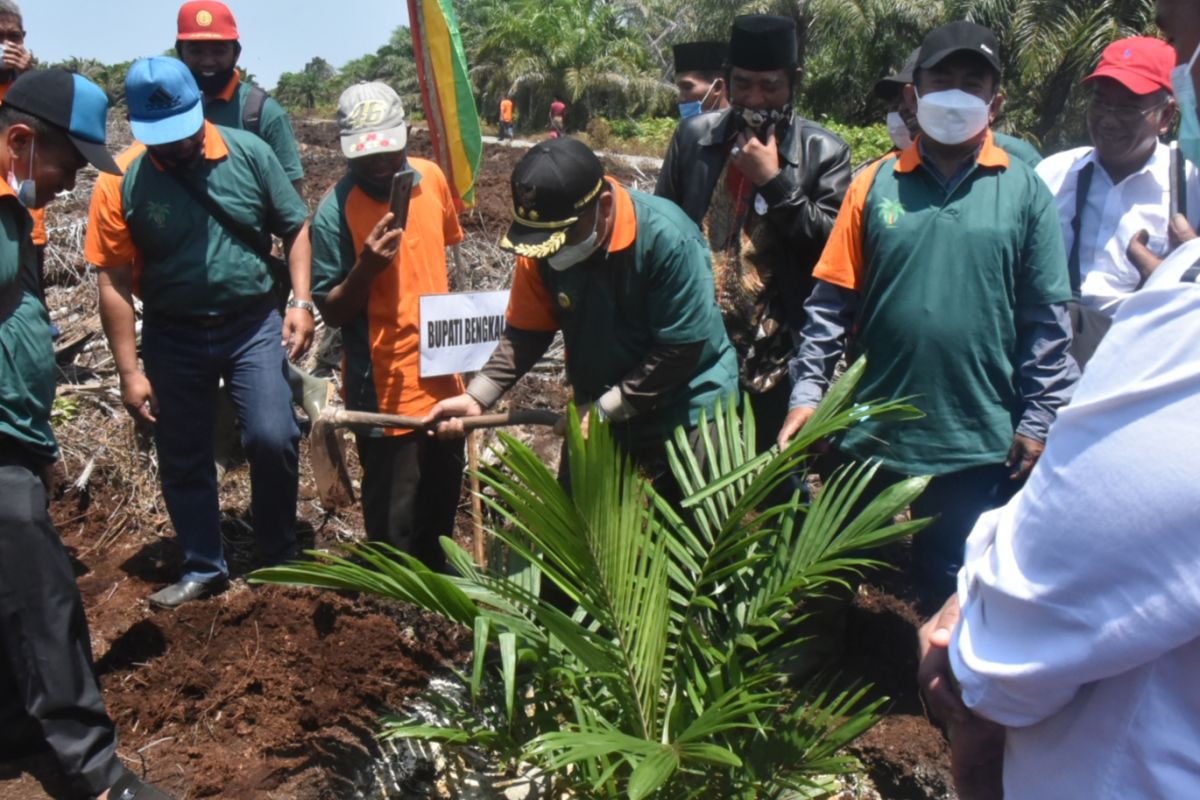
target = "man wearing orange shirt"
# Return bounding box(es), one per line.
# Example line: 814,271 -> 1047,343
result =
174,0 -> 304,192
498,93 -> 514,141
310,82 -> 465,571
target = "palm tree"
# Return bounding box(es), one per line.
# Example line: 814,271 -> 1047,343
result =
252,359 -> 931,798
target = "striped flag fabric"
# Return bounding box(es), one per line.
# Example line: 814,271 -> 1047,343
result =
407,0 -> 482,209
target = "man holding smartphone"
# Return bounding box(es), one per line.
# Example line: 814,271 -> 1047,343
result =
310,82 -> 466,572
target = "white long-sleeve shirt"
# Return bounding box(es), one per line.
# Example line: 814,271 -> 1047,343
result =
1036,142 -> 1200,316
950,236 -> 1200,799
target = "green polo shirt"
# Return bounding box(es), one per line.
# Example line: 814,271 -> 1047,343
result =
995,132 -> 1043,168
506,182 -> 739,438
85,122 -> 308,315
204,75 -> 304,182
813,132 -> 1070,474
0,192 -> 56,460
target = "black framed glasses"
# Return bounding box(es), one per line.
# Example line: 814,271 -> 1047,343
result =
1087,97 -> 1169,124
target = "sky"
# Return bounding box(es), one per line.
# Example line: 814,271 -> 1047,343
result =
21,0 -> 411,91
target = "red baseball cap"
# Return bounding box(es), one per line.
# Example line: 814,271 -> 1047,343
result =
176,1 -> 239,41
1084,36 -> 1175,95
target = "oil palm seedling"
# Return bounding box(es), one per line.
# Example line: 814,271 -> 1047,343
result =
252,359 -> 930,798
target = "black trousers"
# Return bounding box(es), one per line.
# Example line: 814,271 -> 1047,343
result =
0,447 -> 125,797
356,433 -> 466,573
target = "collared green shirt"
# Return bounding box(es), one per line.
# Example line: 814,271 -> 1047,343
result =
813,133 -> 1070,474
204,75 -> 304,182
85,123 -> 308,315
0,193 -> 56,460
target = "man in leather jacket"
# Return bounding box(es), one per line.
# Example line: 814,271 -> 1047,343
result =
656,15 -> 850,450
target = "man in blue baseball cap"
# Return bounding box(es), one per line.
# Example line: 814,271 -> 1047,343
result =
0,69 -> 175,800
86,56 -> 315,609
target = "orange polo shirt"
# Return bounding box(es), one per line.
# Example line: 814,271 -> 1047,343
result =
499,98 -> 514,123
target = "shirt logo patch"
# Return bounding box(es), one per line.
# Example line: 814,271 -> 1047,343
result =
147,201 -> 171,228
877,198 -> 906,228
557,292 -> 572,310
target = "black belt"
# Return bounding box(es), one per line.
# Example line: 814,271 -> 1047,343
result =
145,293 -> 275,330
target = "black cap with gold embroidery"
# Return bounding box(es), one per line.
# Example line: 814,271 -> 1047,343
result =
500,138 -> 604,259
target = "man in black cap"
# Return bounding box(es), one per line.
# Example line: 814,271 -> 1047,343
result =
0,70 -> 174,800
873,47 -> 1042,169
780,21 -> 1077,610
672,40 -> 729,120
428,138 -> 738,492
656,14 -> 851,454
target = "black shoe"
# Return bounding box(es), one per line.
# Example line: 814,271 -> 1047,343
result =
148,578 -> 227,609
109,771 -> 176,799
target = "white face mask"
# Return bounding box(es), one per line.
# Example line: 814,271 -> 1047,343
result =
886,111 -> 913,150
548,210 -> 601,271
915,88 -> 991,146
7,135 -> 36,208
1171,40 -> 1200,167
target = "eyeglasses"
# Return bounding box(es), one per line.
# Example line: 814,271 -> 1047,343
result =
1087,98 -> 1169,123
0,29 -> 25,44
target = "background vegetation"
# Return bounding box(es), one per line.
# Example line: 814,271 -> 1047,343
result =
46,0 -> 1160,159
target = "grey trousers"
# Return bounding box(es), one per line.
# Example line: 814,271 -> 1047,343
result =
0,448 -> 125,797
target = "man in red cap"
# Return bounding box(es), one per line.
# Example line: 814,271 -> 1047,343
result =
1036,35 -> 1199,365
175,0 -> 304,192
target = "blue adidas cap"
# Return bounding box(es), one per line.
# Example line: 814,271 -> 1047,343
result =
2,69 -> 121,174
125,56 -> 205,146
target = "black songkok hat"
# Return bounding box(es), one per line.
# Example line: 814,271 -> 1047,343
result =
728,15 -> 797,72
672,41 -> 728,74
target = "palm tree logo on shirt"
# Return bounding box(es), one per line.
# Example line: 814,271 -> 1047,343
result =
147,202 -> 170,228
877,198 -> 906,228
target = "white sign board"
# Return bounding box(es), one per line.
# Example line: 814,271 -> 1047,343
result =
419,290 -> 511,377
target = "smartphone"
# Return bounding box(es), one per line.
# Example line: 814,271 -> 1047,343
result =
388,168 -> 416,231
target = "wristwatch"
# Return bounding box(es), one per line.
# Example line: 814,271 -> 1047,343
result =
287,299 -> 316,314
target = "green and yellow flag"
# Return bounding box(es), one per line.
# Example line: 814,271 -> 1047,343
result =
407,0 -> 482,209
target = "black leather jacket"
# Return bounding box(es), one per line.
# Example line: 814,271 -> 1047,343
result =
655,109 -> 851,329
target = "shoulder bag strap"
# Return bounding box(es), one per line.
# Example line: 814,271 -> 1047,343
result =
1068,160 -> 1095,297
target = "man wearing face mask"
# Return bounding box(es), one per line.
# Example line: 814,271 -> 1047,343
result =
309,82 -> 466,572
656,15 -> 850,455
916,5 -> 1200,797
779,21 -> 1078,610
1037,36 -> 1199,367
871,48 -> 1043,172
85,57 -> 315,609
672,40 -> 729,121
0,2 -> 50,295
175,0 -> 303,193
428,138 -> 738,494
0,69 -> 176,800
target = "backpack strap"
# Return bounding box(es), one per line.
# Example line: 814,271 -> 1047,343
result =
1067,160 -> 1096,297
242,85 -> 268,137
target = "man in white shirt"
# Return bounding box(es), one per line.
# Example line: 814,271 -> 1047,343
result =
917,6 -> 1200,796
1037,37 -> 1199,325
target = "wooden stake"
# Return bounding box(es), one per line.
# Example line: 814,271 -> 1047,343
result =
467,430 -> 485,566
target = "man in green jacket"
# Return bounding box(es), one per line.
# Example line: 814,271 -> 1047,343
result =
0,69 -> 174,800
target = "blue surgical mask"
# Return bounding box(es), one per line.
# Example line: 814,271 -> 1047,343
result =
678,83 -> 715,120
1172,40 -> 1200,167
7,135 -> 35,208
